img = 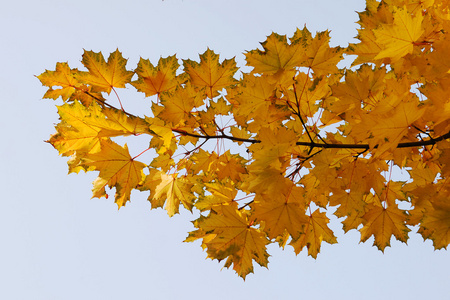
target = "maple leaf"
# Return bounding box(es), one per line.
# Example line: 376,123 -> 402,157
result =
132,55 -> 186,97
215,151 -> 247,182
251,184 -> 309,240
136,168 -> 163,198
419,199 -> 450,250
289,210 -> 337,258
359,203 -> 410,252
229,126 -> 252,145
373,7 -> 424,62
195,181 -> 237,211
209,97 -> 231,115
349,27 -> 384,66
157,84 -> 203,126
49,101 -> 149,156
183,48 -> 238,98
146,116 -> 177,155
348,1 -> 392,66
227,74 -> 276,126
152,172 -> 195,217
187,149 -> 219,177
79,139 -> 146,208
77,49 -> 134,94
302,30 -> 343,76
37,62 -> 80,101
287,73 -> 331,118
187,204 -> 269,279
245,32 -> 307,75
351,99 -> 425,154
329,64 -> 387,113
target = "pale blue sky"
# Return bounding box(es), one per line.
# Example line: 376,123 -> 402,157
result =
1,0 -> 449,299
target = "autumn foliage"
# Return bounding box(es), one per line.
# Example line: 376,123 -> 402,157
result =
38,0 -> 450,279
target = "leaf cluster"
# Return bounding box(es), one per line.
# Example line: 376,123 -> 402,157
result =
38,0 -> 450,279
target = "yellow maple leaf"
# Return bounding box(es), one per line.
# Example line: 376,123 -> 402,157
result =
80,139 -> 146,208
146,117 -> 177,155
349,27 -> 384,66
419,197 -> 450,250
348,1 -> 392,65
209,97 -> 231,115
187,149 -> 219,176
195,181 -> 237,211
359,203 -> 410,252
49,101 -> 149,156
77,49 -> 134,94
183,48 -> 238,98
152,173 -> 195,217
289,210 -> 337,258
373,6 -> 424,62
329,64 -> 387,114
37,62 -> 80,101
251,184 -> 308,240
216,151 -> 247,182
157,84 -> 202,126
227,74 -> 276,126
369,100 -> 425,153
132,55 -> 186,97
241,168 -> 290,196
250,127 -> 297,171
302,30 -> 343,76
245,32 -> 307,75
187,204 -> 269,279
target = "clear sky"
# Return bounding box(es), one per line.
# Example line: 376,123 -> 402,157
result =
1,0 -> 449,299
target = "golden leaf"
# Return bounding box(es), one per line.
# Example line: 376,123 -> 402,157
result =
132,55 -> 186,97
77,49 -> 134,93
373,7 -> 424,62
37,62 -> 80,101
152,173 -> 195,217
290,210 -> 337,258
187,205 -> 269,279
49,101 -> 149,156
80,139 -> 146,208
359,203 -> 410,252
251,184 -> 308,239
245,32 -> 307,75
183,48 -> 238,98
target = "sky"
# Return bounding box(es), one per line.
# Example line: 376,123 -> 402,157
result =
1,0 -> 449,299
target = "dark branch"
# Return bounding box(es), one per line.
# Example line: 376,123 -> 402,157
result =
173,128 -> 450,150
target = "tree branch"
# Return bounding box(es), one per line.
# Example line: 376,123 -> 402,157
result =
173,128 -> 450,150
